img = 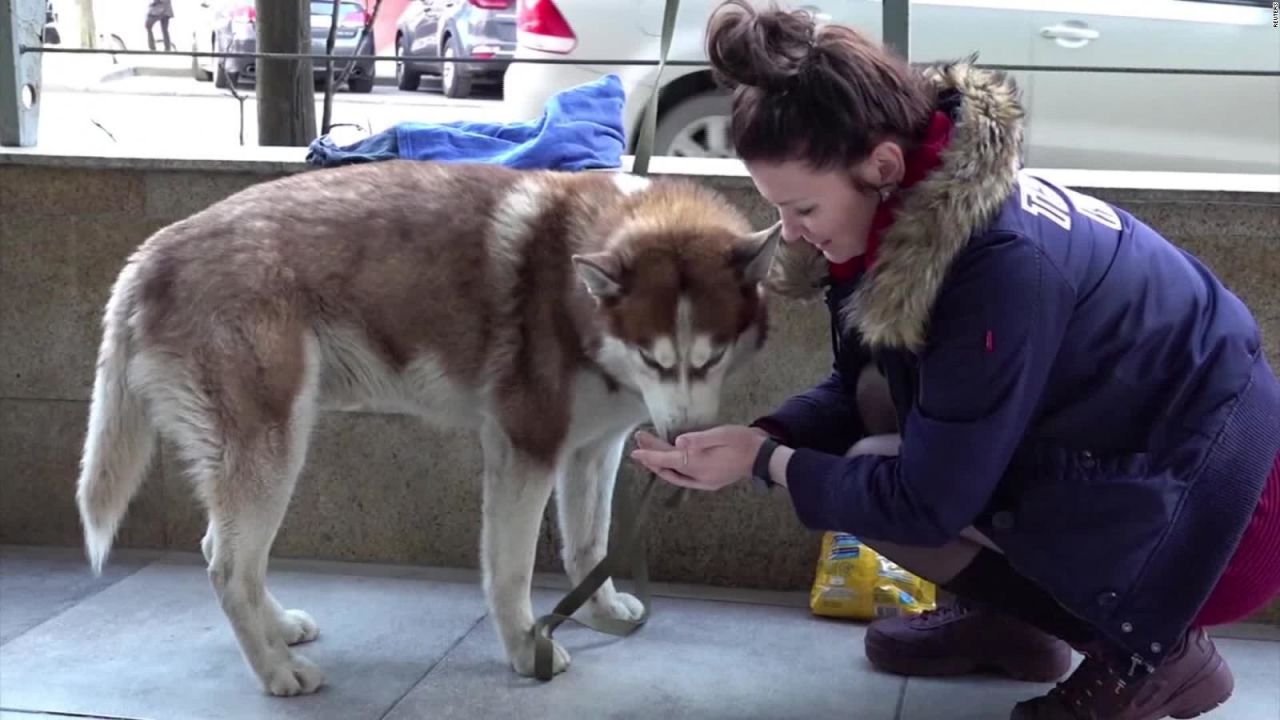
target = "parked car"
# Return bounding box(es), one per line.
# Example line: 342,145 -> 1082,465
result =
394,0 -> 517,98
191,0 -> 377,92
502,0 -> 1280,174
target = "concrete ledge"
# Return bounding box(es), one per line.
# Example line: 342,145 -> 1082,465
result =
5,147 -> 1280,188
1,152 -> 1277,625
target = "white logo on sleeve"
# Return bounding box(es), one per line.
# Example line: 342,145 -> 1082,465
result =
1018,171 -> 1122,232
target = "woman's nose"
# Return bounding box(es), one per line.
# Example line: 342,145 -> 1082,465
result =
780,216 -> 805,243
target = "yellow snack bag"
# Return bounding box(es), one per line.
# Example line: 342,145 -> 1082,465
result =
809,532 -> 936,620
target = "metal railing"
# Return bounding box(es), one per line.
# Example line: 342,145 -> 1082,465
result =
4,0 -> 1279,148
18,45 -> 1280,77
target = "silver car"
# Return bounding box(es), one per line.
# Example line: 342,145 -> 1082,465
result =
394,0 -> 517,98
193,0 -> 377,93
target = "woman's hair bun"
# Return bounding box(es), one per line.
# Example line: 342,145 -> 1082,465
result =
706,0 -> 817,93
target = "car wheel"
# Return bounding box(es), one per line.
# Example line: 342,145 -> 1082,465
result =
348,76 -> 374,93
396,36 -> 421,91
440,36 -> 472,99
653,90 -> 736,158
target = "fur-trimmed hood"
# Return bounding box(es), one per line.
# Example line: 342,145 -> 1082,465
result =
766,60 -> 1026,353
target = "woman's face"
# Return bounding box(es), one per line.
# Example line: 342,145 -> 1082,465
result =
746,148 -> 900,264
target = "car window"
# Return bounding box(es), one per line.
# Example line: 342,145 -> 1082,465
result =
309,1 -> 366,15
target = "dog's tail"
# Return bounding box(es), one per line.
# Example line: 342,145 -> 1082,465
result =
76,259 -> 155,575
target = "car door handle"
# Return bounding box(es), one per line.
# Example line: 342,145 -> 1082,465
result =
1040,24 -> 1100,41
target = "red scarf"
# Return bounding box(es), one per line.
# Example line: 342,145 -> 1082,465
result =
829,110 -> 955,282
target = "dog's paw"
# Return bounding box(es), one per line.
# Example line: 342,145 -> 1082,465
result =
263,653 -> 324,696
277,609 -> 319,645
593,590 -> 646,623
511,635 -> 571,678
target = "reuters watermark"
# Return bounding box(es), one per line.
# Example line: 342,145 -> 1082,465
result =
1274,1 -> 1278,28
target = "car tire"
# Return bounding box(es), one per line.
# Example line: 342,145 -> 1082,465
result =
348,76 -> 374,93
441,36 -> 472,99
396,37 -> 421,91
653,90 -> 736,158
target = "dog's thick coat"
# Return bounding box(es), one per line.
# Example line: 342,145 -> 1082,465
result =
75,160 -> 778,694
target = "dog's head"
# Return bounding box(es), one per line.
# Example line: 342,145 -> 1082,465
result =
573,180 -> 781,441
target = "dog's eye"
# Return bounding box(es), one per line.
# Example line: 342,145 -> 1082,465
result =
696,348 -> 727,371
638,349 -> 666,372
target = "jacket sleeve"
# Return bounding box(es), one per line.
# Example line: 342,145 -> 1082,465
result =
750,368 -> 868,456
782,237 -> 1076,546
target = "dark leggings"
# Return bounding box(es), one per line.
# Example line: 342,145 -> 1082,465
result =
145,16 -> 172,52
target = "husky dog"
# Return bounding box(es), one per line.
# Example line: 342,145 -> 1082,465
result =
74,160 -> 780,695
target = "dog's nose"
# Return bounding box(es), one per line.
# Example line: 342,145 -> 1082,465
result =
663,423 -> 713,443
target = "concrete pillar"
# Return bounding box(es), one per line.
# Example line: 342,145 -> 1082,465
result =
1,0 -> 44,146
883,0 -> 909,60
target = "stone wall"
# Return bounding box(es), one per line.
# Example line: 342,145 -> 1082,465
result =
1,155 -> 1276,622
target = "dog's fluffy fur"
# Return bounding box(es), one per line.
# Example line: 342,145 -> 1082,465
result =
75,160 -> 779,695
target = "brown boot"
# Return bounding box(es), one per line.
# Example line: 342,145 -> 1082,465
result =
864,601 -> 1073,682
1010,627 -> 1233,719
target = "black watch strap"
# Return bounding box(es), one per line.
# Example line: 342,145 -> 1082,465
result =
752,436 -> 781,492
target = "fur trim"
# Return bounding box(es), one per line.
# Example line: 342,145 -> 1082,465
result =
764,60 -> 1026,350
845,60 -> 1025,352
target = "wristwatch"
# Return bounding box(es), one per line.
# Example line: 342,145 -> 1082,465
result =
752,435 -> 781,493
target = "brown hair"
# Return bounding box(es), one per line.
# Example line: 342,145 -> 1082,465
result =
706,0 -> 935,170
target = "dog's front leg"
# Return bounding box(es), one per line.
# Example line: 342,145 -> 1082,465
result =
555,432 -> 645,623
478,423 -> 566,676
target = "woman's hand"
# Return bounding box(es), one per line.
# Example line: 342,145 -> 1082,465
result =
630,425 -> 769,491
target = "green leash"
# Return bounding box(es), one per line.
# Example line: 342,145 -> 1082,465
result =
531,475 -> 688,680
531,0 -> 685,681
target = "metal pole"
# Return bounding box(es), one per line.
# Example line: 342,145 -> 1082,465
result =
883,0 -> 909,60
1,0 -> 44,147
16,47 -> 1280,77
18,45 -> 716,67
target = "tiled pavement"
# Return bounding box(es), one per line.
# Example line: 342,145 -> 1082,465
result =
2,545 -> 1277,720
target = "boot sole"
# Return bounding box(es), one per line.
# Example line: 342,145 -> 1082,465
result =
865,633 -> 1072,683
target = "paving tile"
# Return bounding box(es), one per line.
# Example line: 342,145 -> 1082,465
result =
385,589 -> 904,720
0,545 -> 161,645
0,555 -> 487,720
0,707 -> 131,712
898,659 -> 1080,720
1214,637 -> 1280,719
899,635 -> 1279,720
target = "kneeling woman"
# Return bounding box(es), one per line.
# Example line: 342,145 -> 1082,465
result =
631,2 -> 1280,719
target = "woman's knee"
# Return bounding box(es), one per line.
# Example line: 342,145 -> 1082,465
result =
845,434 -> 901,457
859,536 -> 981,586
860,530 -> 1003,586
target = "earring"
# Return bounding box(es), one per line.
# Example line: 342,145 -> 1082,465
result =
877,185 -> 895,202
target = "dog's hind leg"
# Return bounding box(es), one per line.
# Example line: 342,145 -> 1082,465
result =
202,521 -> 318,646
478,421 -> 566,677
554,430 -> 645,624
205,460 -> 323,697
190,330 -> 324,696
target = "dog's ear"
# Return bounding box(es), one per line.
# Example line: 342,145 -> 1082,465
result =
572,252 -> 624,300
731,220 -> 782,286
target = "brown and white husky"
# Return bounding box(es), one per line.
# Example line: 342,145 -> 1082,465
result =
74,159 -> 780,695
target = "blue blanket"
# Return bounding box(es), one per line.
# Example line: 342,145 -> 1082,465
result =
305,74 -> 626,171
